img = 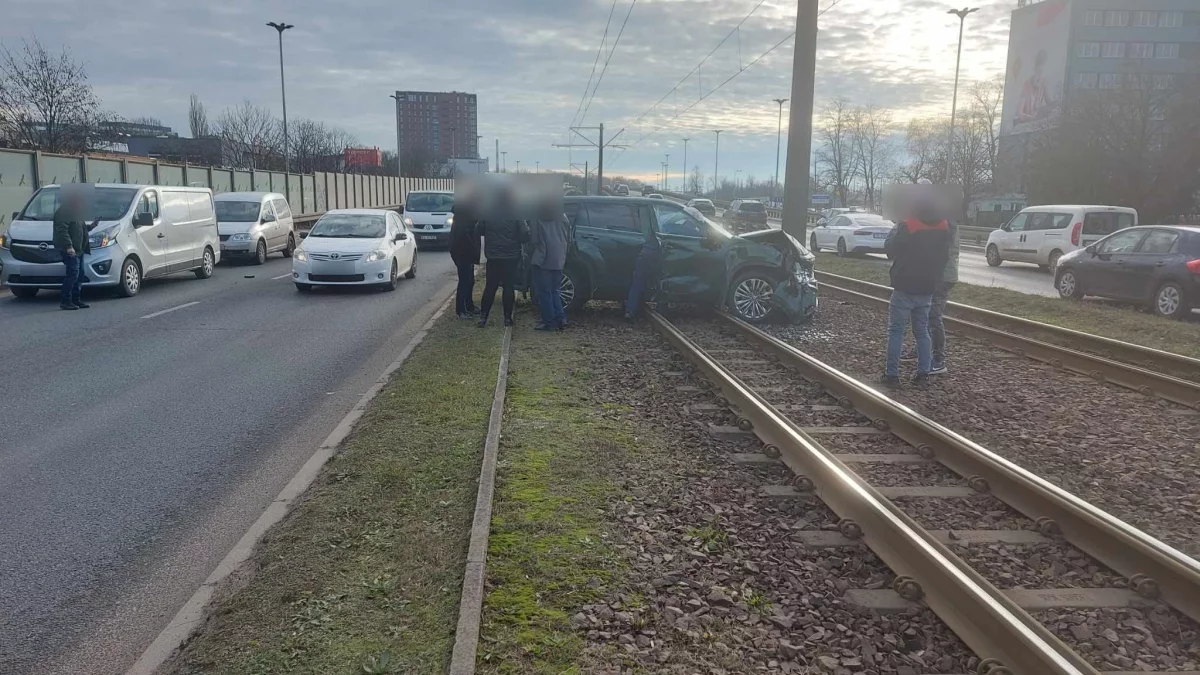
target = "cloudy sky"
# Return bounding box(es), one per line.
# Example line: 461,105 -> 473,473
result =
3,0 -> 1017,184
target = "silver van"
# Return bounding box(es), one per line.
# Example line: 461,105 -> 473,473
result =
214,191 -> 296,264
0,183 -> 220,298
402,190 -> 454,249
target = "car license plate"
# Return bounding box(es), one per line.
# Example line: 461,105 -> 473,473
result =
419,235 -> 436,241
873,233 -> 887,239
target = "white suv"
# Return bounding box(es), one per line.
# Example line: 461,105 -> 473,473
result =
986,205 -> 1138,273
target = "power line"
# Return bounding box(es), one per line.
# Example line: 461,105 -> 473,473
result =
569,0 -> 619,131
580,0 -> 639,126
612,0 -> 844,165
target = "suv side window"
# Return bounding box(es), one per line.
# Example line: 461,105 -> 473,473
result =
564,202 -> 584,228
1137,229 -> 1179,254
584,202 -> 639,232
653,204 -> 704,238
1098,229 -> 1146,254
137,191 -> 160,220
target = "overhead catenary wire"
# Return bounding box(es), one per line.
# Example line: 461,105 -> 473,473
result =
569,0 -> 620,132
580,0 -> 639,126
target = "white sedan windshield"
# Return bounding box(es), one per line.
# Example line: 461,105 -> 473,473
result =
309,214 -> 386,238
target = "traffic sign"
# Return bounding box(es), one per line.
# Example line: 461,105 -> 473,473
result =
811,194 -> 831,205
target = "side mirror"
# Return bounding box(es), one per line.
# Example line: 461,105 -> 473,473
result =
133,212 -> 154,228
299,231 -> 309,240
395,231 -> 408,242
10,211 -> 18,222
1085,244 -> 1097,255
261,212 -> 276,223
398,205 -> 405,214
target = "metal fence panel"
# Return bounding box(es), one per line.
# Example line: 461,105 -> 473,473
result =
127,162 -> 156,185
336,174 -> 347,209
251,171 -> 269,191
0,151 -> 36,228
41,155 -> 81,185
270,172 -> 286,195
233,171 -> 253,192
183,166 -> 211,188
289,174 -> 302,209
159,164 -> 185,186
302,175 -> 315,213
314,173 -> 328,211
87,158 -> 124,184
211,170 -> 233,195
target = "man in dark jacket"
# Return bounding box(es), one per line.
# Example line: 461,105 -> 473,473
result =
530,204 -> 572,331
882,195 -> 951,387
448,204 -> 481,319
475,215 -> 529,328
52,190 -> 97,311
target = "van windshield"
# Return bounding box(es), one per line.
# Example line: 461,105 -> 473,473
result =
216,201 -> 263,223
19,187 -> 139,222
406,192 -> 454,212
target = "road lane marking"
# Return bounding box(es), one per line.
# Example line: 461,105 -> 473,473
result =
271,273 -> 292,280
141,301 -> 200,319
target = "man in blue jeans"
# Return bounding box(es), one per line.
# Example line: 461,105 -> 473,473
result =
882,198 -> 951,388
530,206 -> 571,331
52,190 -> 97,311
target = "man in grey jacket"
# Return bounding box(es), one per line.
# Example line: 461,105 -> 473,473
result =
530,205 -> 572,331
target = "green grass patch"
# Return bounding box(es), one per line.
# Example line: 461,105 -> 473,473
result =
166,314 -> 503,675
814,252 -> 1200,359
478,329 -> 634,674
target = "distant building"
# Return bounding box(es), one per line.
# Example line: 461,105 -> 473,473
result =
344,147 -> 383,169
124,136 -> 226,166
392,90 -> 478,161
448,157 -> 489,176
996,0 -> 1200,193
100,120 -> 177,139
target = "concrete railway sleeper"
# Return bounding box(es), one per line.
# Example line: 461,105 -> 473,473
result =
649,310 -> 1200,675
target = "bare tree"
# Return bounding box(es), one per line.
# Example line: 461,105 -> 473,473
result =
690,165 -> 703,194
188,94 -> 209,138
398,145 -> 439,178
900,118 -> 947,184
971,76 -> 1004,185
814,98 -> 858,207
289,118 -> 359,173
0,37 -> 107,153
849,105 -> 896,212
214,100 -> 281,170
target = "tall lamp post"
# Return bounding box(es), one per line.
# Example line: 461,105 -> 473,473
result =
735,169 -> 743,199
712,130 -> 723,195
664,154 -> 670,192
772,98 -> 789,205
681,138 -> 690,193
515,160 -> 521,173
266,21 -> 294,172
945,7 -> 979,182
389,93 -> 402,177
501,151 -> 507,172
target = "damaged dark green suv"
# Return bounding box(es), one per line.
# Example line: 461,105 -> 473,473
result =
529,196 -> 817,323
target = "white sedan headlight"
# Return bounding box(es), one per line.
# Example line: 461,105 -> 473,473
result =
366,249 -> 390,263
230,233 -> 251,241
294,249 -> 308,262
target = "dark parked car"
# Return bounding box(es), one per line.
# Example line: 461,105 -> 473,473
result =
1055,225 -> 1200,319
522,196 -> 817,323
723,199 -> 769,232
686,198 -> 717,217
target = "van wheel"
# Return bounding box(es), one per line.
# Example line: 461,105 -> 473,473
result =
1154,281 -> 1188,319
282,234 -> 296,258
194,247 -> 215,279
809,234 -> 820,252
117,258 -> 142,297
253,239 -> 267,265
1057,267 -> 1084,300
10,286 -> 38,299
404,252 -> 417,279
986,245 -> 1002,267
836,238 -> 849,257
728,271 -> 776,324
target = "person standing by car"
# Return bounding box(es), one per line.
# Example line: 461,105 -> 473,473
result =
476,214 -> 529,328
882,193 -> 951,388
624,210 -> 662,321
52,189 -> 98,311
530,205 -> 571,331
449,203 -> 481,319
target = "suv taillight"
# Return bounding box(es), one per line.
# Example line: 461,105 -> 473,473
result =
1187,259 -> 1200,275
1070,222 -> 1083,246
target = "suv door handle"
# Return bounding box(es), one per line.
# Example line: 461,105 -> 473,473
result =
579,234 -> 600,241
157,233 -> 165,238
1155,261 -> 1166,267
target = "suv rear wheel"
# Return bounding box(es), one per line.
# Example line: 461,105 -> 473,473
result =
728,271 -> 776,324
561,266 -> 588,311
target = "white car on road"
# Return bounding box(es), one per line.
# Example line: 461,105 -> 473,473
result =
809,213 -> 896,256
292,209 -> 416,292
986,205 -> 1138,273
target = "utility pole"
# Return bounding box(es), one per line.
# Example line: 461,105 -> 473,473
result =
772,98 -> 789,205
597,123 -> 605,193
495,139 -> 499,173
267,21 -> 294,172
782,0 -> 818,240
389,93 -> 402,177
945,7 -> 979,182
501,151 -> 507,172
553,123 -> 626,195
664,154 -> 670,192
682,138 -> 690,193
585,161 -> 589,194
535,161 -> 540,173
712,130 -> 723,195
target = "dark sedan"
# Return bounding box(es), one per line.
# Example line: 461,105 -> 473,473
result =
1055,225 -> 1200,319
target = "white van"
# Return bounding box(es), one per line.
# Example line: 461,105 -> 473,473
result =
214,192 -> 296,264
986,205 -> 1139,272
402,190 -> 454,249
0,183 -> 220,298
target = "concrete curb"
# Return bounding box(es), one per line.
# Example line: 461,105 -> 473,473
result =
448,326 -> 513,675
125,287 -> 455,675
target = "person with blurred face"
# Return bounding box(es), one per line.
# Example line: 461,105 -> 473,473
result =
881,182 -> 951,388
530,202 -> 571,331
449,200 -> 481,319
52,189 -> 98,311
475,187 -> 528,328
901,179 -> 959,374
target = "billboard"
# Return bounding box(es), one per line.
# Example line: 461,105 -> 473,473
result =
1000,0 -> 1072,137
343,147 -> 383,168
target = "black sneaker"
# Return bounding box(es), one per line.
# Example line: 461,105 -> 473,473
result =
74,301 -> 91,309
880,375 -> 901,389
59,304 -> 79,311
477,316 -> 488,328
457,313 -> 473,320
900,350 -> 917,362
912,373 -> 930,385
503,317 -> 514,327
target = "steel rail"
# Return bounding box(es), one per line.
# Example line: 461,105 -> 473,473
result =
816,270 -> 1200,384
720,312 -> 1200,628
817,280 -> 1200,410
649,311 -> 1099,675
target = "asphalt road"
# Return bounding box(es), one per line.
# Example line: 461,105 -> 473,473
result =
0,251 -> 457,674
840,247 -> 1062,297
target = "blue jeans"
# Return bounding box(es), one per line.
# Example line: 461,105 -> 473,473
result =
887,290 -> 933,377
930,282 -> 954,370
532,266 -> 566,327
454,259 -> 476,315
61,252 -> 85,306
625,246 -> 661,316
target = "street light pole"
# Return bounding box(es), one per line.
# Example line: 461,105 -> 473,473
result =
515,160 -> 521,173
266,22 -> 294,173
782,0 -> 818,240
735,169 -> 743,199
501,151 -> 507,172
664,154 -> 670,192
681,138 -> 690,193
772,98 -> 788,205
945,7 -> 979,182
712,130 -> 723,195
389,93 -> 402,178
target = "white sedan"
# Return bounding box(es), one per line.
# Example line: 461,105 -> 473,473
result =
292,209 -> 417,292
810,213 -> 895,257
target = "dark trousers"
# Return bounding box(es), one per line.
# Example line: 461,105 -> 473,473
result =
454,258 -> 477,315
480,258 -> 518,320
625,246 -> 662,316
930,282 -> 954,369
532,265 -> 566,327
61,252 -> 85,306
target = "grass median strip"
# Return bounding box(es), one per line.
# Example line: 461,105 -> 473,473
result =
477,322 -> 639,674
815,253 -> 1200,359
165,315 -> 502,675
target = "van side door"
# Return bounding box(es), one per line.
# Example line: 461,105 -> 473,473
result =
131,190 -> 169,276
271,198 -> 293,250
159,190 -> 196,272
997,213 -> 1030,261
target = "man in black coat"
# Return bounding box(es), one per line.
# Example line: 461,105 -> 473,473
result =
475,210 -> 529,328
448,204 -> 481,319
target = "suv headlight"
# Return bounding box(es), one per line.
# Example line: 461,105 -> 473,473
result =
230,233 -> 251,241
88,226 -> 121,249
403,217 -> 414,227
294,249 -> 308,262
366,249 -> 390,263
